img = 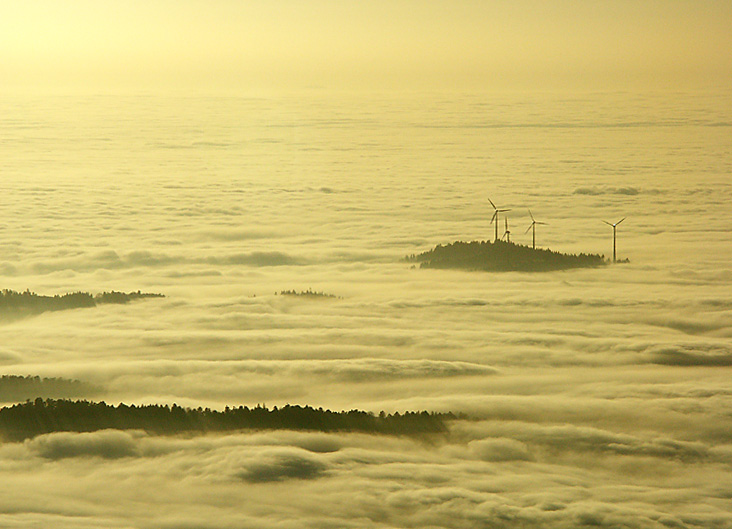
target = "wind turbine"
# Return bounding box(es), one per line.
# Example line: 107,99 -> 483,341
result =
603,217 -> 626,263
524,209 -> 547,250
502,216 -> 511,243
489,198 -> 511,242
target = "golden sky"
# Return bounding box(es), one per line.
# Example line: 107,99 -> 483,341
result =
2,4 -> 732,528
2,1 -> 731,92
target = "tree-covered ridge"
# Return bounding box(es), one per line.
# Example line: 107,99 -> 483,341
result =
0,289 -> 164,317
0,399 -> 453,441
0,375 -> 98,402
407,240 -> 606,272
278,289 -> 339,299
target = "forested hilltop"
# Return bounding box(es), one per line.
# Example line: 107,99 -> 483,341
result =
0,375 -> 97,402
407,240 -> 606,272
0,289 -> 164,318
0,399 -> 453,441
278,289 -> 339,299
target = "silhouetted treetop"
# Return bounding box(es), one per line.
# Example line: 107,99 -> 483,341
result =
407,240 -> 606,272
0,399 -> 453,441
277,289 -> 339,299
0,375 -> 98,402
0,289 -> 164,319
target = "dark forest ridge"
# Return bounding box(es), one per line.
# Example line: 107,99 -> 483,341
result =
0,289 -> 164,318
278,289 -> 340,299
0,399 -> 453,441
407,240 -> 606,272
0,375 -> 97,402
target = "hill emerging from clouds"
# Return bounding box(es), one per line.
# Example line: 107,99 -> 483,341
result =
0,375 -> 98,403
0,289 -> 164,320
0,399 -> 452,441
407,240 -> 607,272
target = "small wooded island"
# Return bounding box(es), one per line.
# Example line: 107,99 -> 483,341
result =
407,240 -> 606,272
0,289 -> 164,319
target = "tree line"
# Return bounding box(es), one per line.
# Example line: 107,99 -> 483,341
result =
407,239 -> 606,272
277,289 -> 339,299
0,375 -> 96,402
0,399 -> 455,441
0,289 -> 164,318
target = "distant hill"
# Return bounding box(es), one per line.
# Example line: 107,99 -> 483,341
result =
407,240 -> 606,272
0,399 -> 453,441
0,375 -> 98,402
0,289 -> 164,319
278,289 -> 339,299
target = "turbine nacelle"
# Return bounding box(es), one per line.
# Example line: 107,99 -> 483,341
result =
603,217 -> 626,228
490,209 -> 510,224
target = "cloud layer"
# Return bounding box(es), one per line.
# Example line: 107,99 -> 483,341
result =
0,90 -> 730,527
1,425 -> 730,528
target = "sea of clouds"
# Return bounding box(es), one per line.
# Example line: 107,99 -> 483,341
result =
0,90 -> 730,527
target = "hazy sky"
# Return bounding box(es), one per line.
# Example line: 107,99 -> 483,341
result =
2,3 -> 732,526
3,0 -> 731,93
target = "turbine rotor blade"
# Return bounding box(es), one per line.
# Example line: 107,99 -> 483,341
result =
525,225 -> 532,234
498,208 -> 511,212
528,209 -> 535,221
488,198 -> 497,210
490,212 -> 497,224
616,217 -> 626,225
602,220 -> 613,226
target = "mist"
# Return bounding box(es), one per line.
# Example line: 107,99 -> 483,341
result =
1,2 -> 732,526
3,1 -> 732,93
0,89 -> 730,527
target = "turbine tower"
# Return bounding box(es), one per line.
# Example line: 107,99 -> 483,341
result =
502,216 -> 511,243
524,210 -> 547,250
489,198 -> 511,243
603,217 -> 626,263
